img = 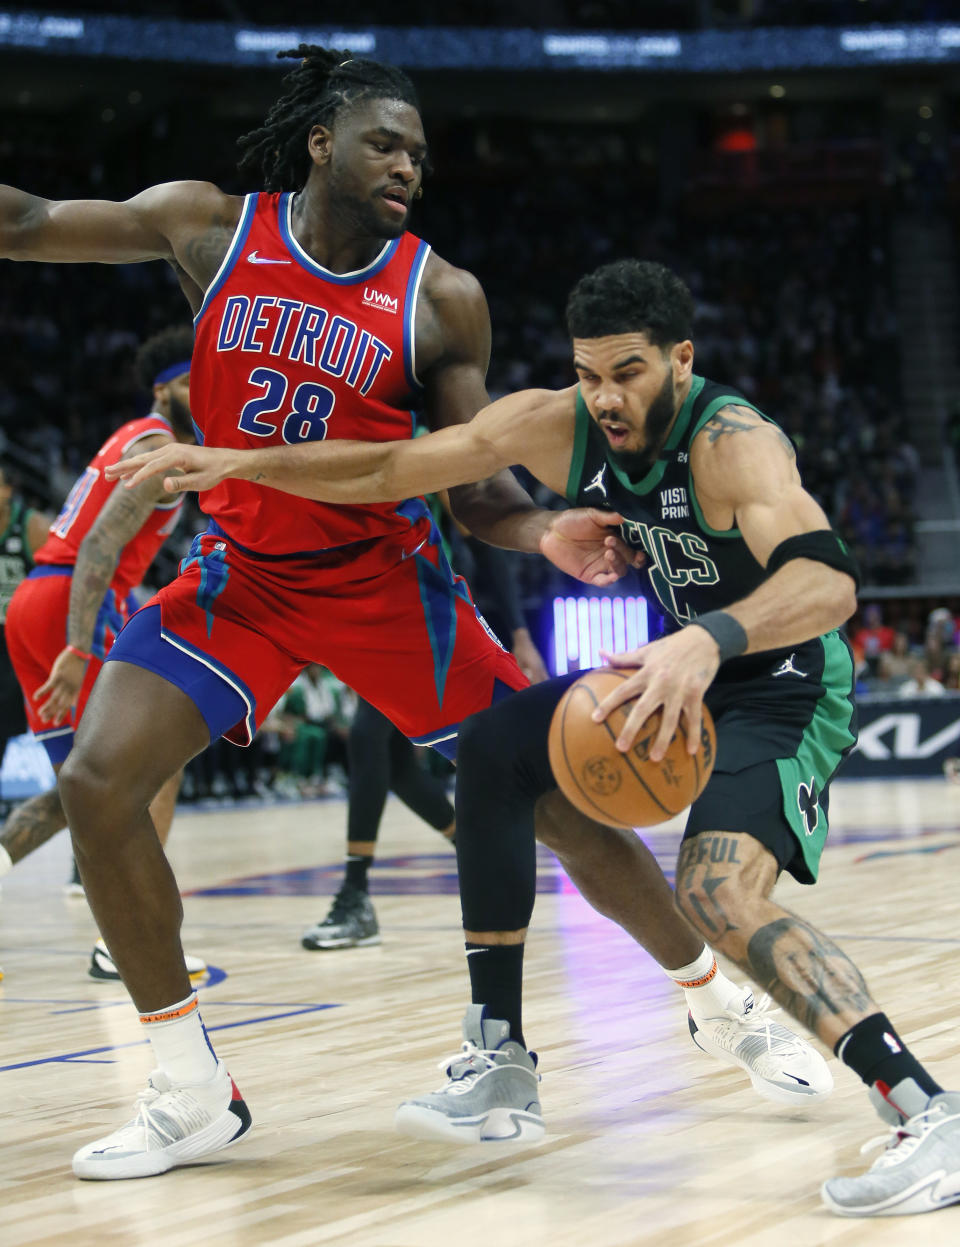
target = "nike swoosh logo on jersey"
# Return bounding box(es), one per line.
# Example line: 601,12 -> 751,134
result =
401,539 -> 428,561
247,251 -> 292,265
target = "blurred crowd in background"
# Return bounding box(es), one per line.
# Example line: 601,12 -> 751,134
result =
1,9 -> 959,807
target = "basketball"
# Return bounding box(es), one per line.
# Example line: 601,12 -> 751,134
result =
547,667 -> 716,828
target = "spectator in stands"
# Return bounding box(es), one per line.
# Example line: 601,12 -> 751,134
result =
942,651 -> 960,692
899,656 -> 946,698
924,607 -> 956,682
277,665 -> 353,798
852,603 -> 896,677
875,630 -> 914,688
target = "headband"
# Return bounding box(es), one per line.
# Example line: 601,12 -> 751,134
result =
154,360 -> 191,387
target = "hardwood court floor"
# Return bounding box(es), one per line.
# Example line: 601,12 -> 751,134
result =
2,777 -> 960,1247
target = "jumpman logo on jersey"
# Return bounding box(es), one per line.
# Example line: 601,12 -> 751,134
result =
772,652 -> 806,678
247,251 -> 291,265
797,778 -> 820,836
584,465 -> 608,498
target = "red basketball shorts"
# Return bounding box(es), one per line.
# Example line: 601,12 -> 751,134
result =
4,569 -> 128,763
107,517 -> 528,756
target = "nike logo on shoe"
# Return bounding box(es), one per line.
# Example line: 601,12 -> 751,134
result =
247,251 -> 291,265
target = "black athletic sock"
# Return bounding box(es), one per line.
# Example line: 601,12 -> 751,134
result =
835,1013 -> 943,1099
344,854 -> 372,893
465,942 -> 525,1049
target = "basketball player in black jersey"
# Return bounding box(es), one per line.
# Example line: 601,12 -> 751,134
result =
119,257 -> 960,1218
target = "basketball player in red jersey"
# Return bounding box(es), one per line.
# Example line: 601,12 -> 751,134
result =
0,327 -> 206,981
0,48 -> 786,1179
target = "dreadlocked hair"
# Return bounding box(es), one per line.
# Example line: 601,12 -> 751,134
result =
135,325 -> 194,390
237,45 -> 422,193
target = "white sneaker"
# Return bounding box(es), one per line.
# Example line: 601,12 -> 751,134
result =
688,988 -> 833,1105
88,938 -> 208,982
73,1061 -> 251,1179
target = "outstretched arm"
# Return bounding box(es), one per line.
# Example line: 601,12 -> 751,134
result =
106,390 -> 551,503
106,391 -> 635,588
0,181 -> 240,295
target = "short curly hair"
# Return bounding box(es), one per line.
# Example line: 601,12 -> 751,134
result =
566,259 -> 694,347
134,326 -> 194,390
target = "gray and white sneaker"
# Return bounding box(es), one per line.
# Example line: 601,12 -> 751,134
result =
395,1005 -> 543,1144
688,988 -> 833,1105
301,883 -> 381,950
822,1091 -> 960,1216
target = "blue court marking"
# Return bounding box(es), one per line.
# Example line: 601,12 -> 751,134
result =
854,841 -> 960,863
0,1001 -> 340,1071
183,847 -> 573,898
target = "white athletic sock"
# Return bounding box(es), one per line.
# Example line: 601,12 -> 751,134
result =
0,845 -> 12,877
664,946 -> 745,1019
139,991 -> 219,1085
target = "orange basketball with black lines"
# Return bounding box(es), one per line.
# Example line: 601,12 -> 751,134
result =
547,667 -> 716,828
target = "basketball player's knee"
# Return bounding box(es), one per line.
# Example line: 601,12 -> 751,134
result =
458,708 -> 512,780
532,790 -> 587,852
59,748 -> 120,842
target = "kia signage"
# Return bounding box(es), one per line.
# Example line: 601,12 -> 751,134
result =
842,695 -> 960,777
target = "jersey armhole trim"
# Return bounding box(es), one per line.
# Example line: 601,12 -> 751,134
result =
403,240 -> 432,392
565,389 -> 590,502
192,192 -> 258,327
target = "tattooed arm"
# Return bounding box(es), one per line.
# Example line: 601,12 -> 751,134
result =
34,435 -> 177,724
689,402 -> 857,651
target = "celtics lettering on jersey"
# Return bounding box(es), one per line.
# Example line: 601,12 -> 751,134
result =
566,375 -> 775,627
619,518 -> 720,622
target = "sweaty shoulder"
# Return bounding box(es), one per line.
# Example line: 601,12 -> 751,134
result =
414,251 -> 489,376
145,181 -> 245,293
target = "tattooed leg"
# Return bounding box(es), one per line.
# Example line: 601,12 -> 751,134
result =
676,831 -> 878,1048
0,780 -> 66,865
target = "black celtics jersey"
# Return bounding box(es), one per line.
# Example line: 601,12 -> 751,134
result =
0,497 -> 35,624
565,374 -> 797,678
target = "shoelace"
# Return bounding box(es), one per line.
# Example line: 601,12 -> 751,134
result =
860,1102 -> 959,1170
720,993 -> 809,1057
324,889 -> 361,924
129,1073 -> 212,1145
433,1041 -> 502,1094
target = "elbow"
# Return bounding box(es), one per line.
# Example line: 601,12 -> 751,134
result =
833,574 -> 859,628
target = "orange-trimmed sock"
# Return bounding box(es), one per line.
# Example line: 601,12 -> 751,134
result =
665,946 -> 745,1019
139,990 -> 219,1085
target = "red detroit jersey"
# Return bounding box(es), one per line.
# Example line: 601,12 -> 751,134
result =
191,192 -> 433,557
36,414 -> 183,596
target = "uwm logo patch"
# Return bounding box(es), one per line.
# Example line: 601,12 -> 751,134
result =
362,287 -> 399,314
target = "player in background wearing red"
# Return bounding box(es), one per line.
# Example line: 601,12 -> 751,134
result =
0,327 -> 206,982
